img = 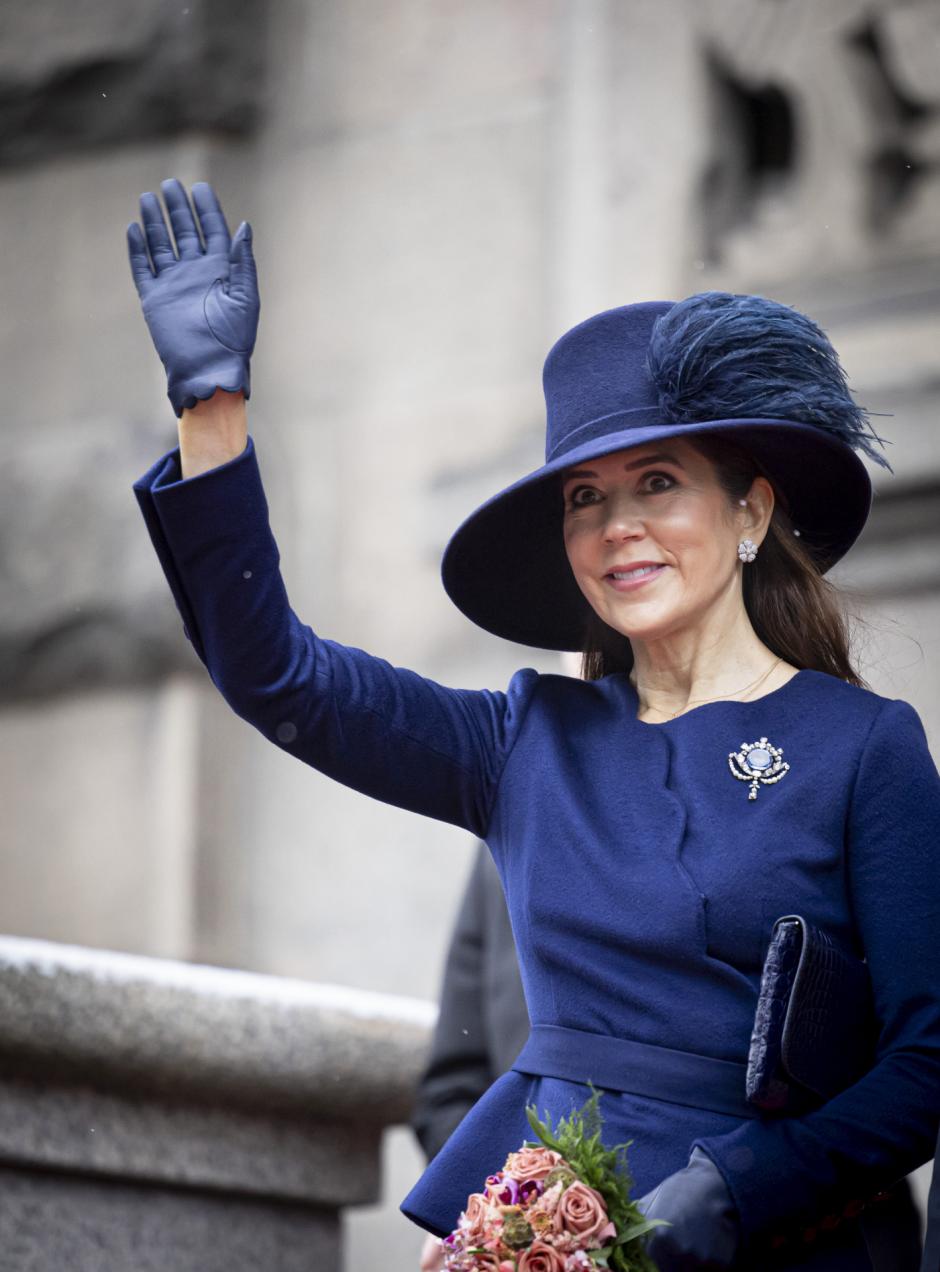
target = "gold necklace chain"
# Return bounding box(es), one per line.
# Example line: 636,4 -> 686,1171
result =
637,657 -> 783,721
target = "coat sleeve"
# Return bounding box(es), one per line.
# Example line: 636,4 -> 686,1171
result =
132,436 -> 539,837
410,843 -> 496,1162
691,696 -> 940,1248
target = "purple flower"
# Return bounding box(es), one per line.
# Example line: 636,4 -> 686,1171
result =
519,1178 -> 543,1203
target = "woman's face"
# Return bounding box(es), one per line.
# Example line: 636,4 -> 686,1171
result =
561,438 -> 765,647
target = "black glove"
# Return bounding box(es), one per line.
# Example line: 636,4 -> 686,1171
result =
637,1147 -> 741,1270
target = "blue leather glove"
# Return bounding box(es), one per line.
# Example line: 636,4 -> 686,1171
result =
637,1147 -> 741,1270
127,178 -> 259,416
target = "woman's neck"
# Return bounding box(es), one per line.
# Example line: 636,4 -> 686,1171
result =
628,611 -> 796,720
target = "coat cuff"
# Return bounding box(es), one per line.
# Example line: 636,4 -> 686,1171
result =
131,435 -> 259,666
690,1120 -> 900,1251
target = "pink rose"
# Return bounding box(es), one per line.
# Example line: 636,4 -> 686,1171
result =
552,1181 -> 614,1247
517,1239 -> 567,1272
461,1192 -> 496,1245
502,1146 -> 564,1184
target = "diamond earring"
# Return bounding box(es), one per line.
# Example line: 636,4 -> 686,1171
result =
738,538 -> 758,563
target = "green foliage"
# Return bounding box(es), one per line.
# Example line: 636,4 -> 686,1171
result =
524,1084 -> 667,1272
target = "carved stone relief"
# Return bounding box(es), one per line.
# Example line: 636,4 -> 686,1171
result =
0,0 -> 267,165
693,0 -> 940,283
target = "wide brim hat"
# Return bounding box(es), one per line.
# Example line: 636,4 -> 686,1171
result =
441,295 -> 891,652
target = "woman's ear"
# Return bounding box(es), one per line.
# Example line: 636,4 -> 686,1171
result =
738,476 -> 775,543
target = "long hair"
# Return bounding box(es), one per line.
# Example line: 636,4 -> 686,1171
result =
579,432 -> 866,686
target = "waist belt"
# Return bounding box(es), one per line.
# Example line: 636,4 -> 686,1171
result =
512,1024 -> 760,1120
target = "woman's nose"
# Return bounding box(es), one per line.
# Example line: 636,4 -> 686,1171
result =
601,493 -> 644,541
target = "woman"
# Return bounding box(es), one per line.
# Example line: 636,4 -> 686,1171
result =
127,180 -> 940,1270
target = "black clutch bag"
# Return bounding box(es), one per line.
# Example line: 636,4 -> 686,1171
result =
746,914 -> 876,1111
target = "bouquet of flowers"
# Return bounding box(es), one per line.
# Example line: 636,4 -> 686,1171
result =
440,1085 -> 665,1271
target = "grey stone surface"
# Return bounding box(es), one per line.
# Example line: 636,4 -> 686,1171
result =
0,936 -> 434,1122
0,146 -> 221,705
0,415 -> 197,701
837,483 -> 940,601
0,680 -> 202,960
0,937 -> 434,1268
0,0 -> 267,165
0,1163 -> 338,1272
0,1073 -> 382,1206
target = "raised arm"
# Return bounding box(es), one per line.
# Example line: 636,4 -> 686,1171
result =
128,180 -> 539,836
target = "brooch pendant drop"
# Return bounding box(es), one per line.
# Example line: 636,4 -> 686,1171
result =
728,736 -> 790,801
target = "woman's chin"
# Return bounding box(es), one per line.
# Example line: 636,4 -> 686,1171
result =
598,607 -> 677,645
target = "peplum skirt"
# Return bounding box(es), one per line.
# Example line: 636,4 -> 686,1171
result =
399,1025 -> 921,1271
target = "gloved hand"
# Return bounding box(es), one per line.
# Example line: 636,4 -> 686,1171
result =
637,1147 -> 741,1270
127,178 -> 260,416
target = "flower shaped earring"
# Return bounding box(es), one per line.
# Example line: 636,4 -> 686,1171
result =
736,502 -> 758,563
737,538 -> 758,563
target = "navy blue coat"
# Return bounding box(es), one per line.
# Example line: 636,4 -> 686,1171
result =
134,436 -> 940,1268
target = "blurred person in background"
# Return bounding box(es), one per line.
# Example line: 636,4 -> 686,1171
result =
922,1132 -> 940,1272
127,179 -> 939,1271
410,843 -> 529,1272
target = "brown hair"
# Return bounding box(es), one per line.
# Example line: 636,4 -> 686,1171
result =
579,433 -> 866,686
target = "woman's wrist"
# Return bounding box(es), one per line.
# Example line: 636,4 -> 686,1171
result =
178,389 -> 249,479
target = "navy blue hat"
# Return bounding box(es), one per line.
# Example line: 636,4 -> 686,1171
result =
441,292 -> 892,651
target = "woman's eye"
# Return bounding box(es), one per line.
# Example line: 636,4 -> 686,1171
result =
565,485 -> 599,508
641,471 -> 676,493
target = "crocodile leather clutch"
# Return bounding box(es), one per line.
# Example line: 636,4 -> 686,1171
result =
746,914 -> 876,1111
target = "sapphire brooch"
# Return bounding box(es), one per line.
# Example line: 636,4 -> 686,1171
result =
728,737 -> 790,801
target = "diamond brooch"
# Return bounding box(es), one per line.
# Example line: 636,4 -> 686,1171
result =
728,736 -> 790,801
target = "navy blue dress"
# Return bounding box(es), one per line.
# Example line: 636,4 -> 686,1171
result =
133,436 -> 940,1269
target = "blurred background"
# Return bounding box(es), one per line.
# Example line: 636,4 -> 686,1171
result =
0,1 -> 938,1269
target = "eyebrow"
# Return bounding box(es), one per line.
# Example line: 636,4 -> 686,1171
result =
562,451 -> 686,482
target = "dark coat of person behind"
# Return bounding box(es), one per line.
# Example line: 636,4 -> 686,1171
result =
410,843 -> 529,1162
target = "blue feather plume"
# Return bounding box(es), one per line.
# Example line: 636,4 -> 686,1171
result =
647,291 -> 892,471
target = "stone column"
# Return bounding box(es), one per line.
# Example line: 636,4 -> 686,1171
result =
0,935 -> 435,1271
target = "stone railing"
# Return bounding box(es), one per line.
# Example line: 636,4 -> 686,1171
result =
0,936 -> 435,1270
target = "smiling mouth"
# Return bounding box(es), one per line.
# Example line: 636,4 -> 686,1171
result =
607,565 -> 665,580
